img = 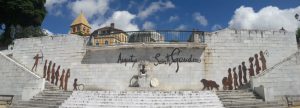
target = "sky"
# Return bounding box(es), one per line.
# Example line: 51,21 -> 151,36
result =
42,0 -> 300,34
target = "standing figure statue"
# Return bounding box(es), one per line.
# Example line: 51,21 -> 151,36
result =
73,78 -> 78,91
31,54 -> 42,72
222,77 -> 228,90
46,61 -> 52,81
233,67 -> 239,90
55,65 -> 60,86
238,65 -> 243,86
254,54 -> 261,75
260,51 -> 267,71
227,68 -> 233,90
59,69 -> 65,90
43,60 -> 48,78
248,57 -> 255,77
51,63 -> 56,84
64,69 -> 71,91
242,61 -> 248,83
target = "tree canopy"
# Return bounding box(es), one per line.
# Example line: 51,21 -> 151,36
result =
0,0 -> 47,46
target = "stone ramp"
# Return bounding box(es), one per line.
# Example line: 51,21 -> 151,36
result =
10,82 -> 72,108
216,89 -> 287,108
60,91 -> 224,108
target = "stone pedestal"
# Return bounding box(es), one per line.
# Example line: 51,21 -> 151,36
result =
138,75 -> 150,88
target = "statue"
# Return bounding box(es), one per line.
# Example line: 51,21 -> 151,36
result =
73,78 -> 78,91
51,63 -> 56,84
233,67 -> 238,90
64,69 -> 70,91
59,69 -> 65,90
227,68 -> 233,90
140,64 -> 147,75
238,65 -> 243,86
242,61 -> 248,83
222,77 -> 228,90
248,57 -> 255,77
260,51 -> 267,71
55,65 -> 60,86
31,54 -> 42,71
43,60 -> 48,78
46,61 -> 52,81
254,54 -> 261,75
201,79 -> 219,90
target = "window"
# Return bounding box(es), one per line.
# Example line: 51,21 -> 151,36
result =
73,27 -> 76,32
77,26 -> 80,32
105,40 -> 109,45
83,27 -> 86,32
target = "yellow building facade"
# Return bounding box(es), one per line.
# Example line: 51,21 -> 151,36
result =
91,23 -> 128,46
70,12 -> 91,36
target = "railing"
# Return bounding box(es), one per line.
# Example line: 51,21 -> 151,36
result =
88,30 -> 205,46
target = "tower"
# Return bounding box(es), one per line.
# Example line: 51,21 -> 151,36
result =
70,12 -> 91,36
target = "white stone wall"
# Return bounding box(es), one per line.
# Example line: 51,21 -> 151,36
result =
10,29 -> 298,91
0,52 -> 44,101
251,51 -> 300,101
204,29 -> 298,85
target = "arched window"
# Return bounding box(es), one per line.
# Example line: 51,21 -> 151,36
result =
77,26 -> 80,32
105,40 -> 109,45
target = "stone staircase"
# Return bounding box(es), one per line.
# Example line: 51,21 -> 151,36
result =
10,82 -> 72,108
216,89 -> 286,108
60,91 -> 224,108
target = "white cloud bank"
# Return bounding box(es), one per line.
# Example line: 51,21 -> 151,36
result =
68,0 -> 110,19
97,11 -> 139,31
45,0 -> 67,16
138,1 -> 175,19
229,6 -> 300,31
142,21 -> 155,30
193,12 -> 208,26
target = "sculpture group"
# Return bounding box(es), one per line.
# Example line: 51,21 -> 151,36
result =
222,51 -> 267,90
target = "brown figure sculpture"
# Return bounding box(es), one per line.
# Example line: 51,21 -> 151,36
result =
238,65 -> 243,86
260,51 -> 267,71
46,61 -> 52,81
222,77 -> 228,90
73,78 -> 78,91
201,79 -> 219,90
51,63 -> 56,84
248,57 -> 255,77
59,69 -> 65,90
55,65 -> 60,86
242,61 -> 248,83
227,68 -> 233,90
43,60 -> 48,78
64,69 -> 70,91
254,54 -> 261,75
233,67 -> 238,90
31,54 -> 42,71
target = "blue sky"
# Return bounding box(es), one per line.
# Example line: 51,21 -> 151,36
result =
43,0 -> 300,34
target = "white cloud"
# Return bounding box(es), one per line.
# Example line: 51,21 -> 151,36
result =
94,11 -> 139,31
229,6 -> 300,31
138,1 -> 175,19
45,0 -> 67,16
142,21 -> 155,30
175,24 -> 187,30
212,24 -> 223,31
193,12 -> 208,26
168,15 -> 179,22
68,0 -> 110,19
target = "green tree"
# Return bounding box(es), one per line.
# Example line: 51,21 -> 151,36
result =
0,0 -> 47,46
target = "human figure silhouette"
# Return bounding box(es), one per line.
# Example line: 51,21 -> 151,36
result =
59,69 -> 65,90
242,62 -> 247,83
233,67 -> 238,90
51,63 -> 56,84
249,57 -> 255,77
222,77 -> 228,90
46,61 -> 52,81
227,68 -> 233,90
43,60 -> 48,78
73,78 -> 78,91
260,51 -> 267,71
254,54 -> 261,75
31,54 -> 42,72
64,69 -> 70,91
55,65 -> 60,86
238,65 -> 243,86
